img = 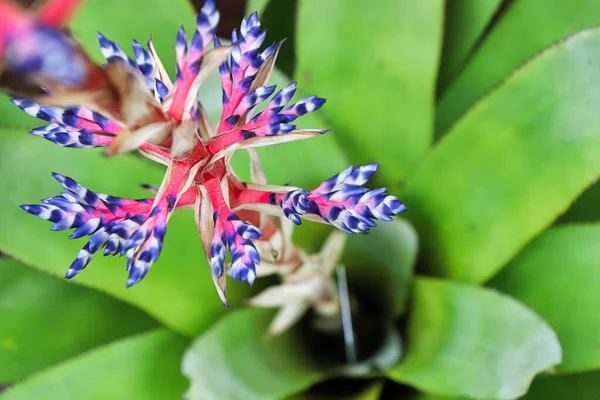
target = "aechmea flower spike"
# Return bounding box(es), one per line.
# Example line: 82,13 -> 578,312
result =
0,0 -> 80,81
279,164 -> 406,233
0,0 -> 111,96
16,1 -> 406,305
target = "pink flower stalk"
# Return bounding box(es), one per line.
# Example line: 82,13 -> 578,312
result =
17,0 -> 406,304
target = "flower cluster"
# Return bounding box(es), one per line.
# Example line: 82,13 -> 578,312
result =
277,164 -> 405,233
16,0 -> 406,304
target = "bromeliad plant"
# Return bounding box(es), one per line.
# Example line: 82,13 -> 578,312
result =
3,0 -> 600,399
11,0 -> 404,304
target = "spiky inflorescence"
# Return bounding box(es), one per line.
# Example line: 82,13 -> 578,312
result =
277,164 -> 406,233
21,173 -> 153,278
15,0 -> 406,303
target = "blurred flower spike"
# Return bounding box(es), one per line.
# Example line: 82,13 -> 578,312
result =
0,0 -> 112,96
16,0 -> 406,304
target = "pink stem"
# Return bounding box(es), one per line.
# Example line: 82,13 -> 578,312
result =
206,128 -> 242,154
175,186 -> 197,207
157,162 -> 191,212
203,174 -> 229,212
237,188 -> 277,205
140,142 -> 171,161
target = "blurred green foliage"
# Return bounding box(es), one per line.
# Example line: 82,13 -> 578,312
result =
2,0 -> 600,399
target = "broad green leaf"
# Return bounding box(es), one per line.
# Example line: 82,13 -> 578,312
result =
437,0 -> 504,91
388,278 -> 561,399
0,129 -> 250,336
182,308 -> 329,400
342,219 -> 418,317
402,27 -> 600,283
0,329 -> 188,400
520,371 -> 600,400
0,257 -> 156,383
295,0 -> 444,185
489,225 -> 600,374
437,0 -> 600,136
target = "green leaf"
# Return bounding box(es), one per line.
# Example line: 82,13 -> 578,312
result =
437,0 -> 600,136
295,0 -> 444,185
0,129 -> 250,336
182,308 -> 329,400
0,257 -> 156,383
0,329 -> 188,400
520,371 -> 600,400
489,224 -> 600,374
402,27 -> 600,283
437,0 -> 504,91
388,278 -> 561,399
342,219 -> 418,317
